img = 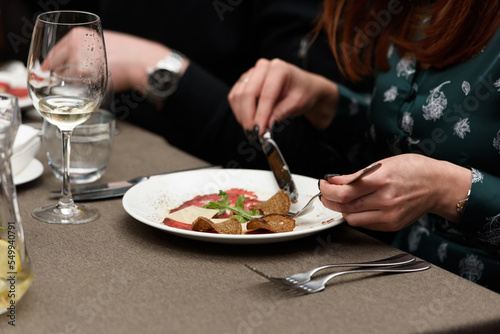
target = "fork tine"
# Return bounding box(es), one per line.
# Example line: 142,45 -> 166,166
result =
245,265 -> 298,292
294,284 -> 323,294
244,264 -> 269,279
245,264 -> 283,284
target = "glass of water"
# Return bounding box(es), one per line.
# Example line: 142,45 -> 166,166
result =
43,109 -> 115,184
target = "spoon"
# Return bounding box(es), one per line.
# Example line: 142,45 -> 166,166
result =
288,162 -> 382,218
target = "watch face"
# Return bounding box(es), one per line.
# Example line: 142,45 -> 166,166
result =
148,69 -> 178,97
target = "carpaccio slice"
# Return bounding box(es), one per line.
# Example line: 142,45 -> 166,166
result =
162,188 -> 294,234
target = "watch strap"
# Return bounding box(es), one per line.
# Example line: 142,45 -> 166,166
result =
155,50 -> 185,74
146,50 -> 185,100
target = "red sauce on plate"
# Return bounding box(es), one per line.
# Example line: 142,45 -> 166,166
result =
0,83 -> 29,98
7,87 -> 28,98
162,188 -> 262,231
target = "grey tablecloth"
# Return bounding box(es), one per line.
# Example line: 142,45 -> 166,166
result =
3,120 -> 500,334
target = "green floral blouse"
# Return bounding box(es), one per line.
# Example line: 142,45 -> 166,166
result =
336,28 -> 500,292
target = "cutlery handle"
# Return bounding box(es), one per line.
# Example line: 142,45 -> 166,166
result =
320,261 -> 430,285
310,253 -> 415,276
342,162 -> 382,185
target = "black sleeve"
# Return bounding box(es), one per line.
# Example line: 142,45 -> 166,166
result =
105,0 -> 348,177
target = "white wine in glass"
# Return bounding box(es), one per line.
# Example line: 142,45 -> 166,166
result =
27,11 -> 108,224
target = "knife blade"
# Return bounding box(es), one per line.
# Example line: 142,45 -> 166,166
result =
50,176 -> 147,195
70,186 -> 132,201
49,165 -> 221,201
258,128 -> 299,202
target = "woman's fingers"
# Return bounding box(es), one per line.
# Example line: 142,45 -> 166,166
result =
229,68 -> 257,130
254,59 -> 292,132
41,35 -> 72,71
228,58 -> 302,135
41,27 -> 104,73
342,211 -> 399,231
239,60 -> 277,133
229,66 -> 264,131
319,155 -> 460,231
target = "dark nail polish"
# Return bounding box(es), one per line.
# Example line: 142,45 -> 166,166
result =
245,126 -> 259,142
324,173 -> 341,180
245,129 -> 253,141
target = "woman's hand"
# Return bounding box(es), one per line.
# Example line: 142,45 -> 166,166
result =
41,29 -> 183,93
103,30 -> 180,93
40,27 -> 106,78
228,58 -> 339,135
319,154 -> 472,231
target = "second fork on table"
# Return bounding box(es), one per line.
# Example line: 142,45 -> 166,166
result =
246,253 -> 416,286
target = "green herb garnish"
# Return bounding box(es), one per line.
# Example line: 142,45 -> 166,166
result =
203,190 -> 259,223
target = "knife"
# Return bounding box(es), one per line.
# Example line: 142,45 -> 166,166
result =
68,187 -> 134,201
255,127 -> 299,202
49,165 -> 221,201
51,176 -> 147,196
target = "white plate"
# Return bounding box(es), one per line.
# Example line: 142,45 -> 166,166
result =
13,159 -> 44,185
18,96 -> 32,109
0,61 -> 31,109
122,168 -> 344,244
12,128 -> 41,175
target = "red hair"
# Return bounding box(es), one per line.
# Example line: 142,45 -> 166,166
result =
318,0 -> 500,81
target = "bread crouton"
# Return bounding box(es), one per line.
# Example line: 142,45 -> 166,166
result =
191,216 -> 242,234
246,214 -> 295,233
252,189 -> 290,215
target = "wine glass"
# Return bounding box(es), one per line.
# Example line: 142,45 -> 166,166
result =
27,11 -> 108,224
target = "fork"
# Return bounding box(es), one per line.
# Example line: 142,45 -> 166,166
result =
245,253 -> 415,286
292,261 -> 431,294
287,192 -> 321,218
287,162 -> 382,218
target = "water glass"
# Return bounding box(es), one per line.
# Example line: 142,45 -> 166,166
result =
43,109 -> 116,184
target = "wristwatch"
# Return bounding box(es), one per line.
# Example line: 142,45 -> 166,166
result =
146,50 -> 186,101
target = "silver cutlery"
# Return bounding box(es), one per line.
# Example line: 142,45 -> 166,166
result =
51,175 -> 148,196
287,162 -> 382,218
292,261 -> 431,294
245,253 -> 415,286
259,128 -> 299,202
246,126 -> 299,202
287,192 -> 321,218
340,162 -> 382,185
49,165 -> 221,200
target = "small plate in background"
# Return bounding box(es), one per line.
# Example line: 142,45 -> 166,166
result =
14,159 -> 43,185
